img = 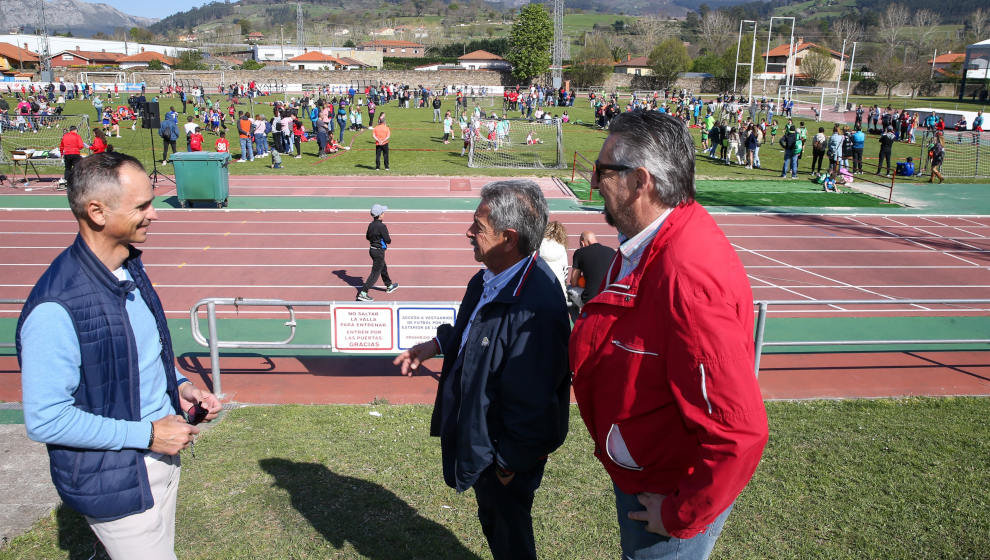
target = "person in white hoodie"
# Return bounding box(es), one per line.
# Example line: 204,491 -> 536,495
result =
539,220 -> 569,297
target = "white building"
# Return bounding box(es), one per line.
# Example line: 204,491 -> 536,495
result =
457,50 -> 510,71
0,33 -> 187,58
253,45 -> 382,68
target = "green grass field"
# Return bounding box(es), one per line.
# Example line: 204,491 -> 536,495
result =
2,92 -> 984,198
2,398 -> 987,559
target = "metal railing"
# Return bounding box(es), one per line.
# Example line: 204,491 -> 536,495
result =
753,298 -> 990,376
4,297 -> 988,393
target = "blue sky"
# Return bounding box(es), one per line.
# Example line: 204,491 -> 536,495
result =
97,0 -> 205,20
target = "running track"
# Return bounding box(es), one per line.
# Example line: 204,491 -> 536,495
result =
1,207 -> 988,402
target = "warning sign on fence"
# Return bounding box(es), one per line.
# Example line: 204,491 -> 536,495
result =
333,307 -> 393,351
397,306 -> 458,350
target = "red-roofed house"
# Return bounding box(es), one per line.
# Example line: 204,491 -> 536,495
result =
357,40 -> 425,58
929,52 -> 965,77
613,55 -> 652,76
288,51 -> 345,70
761,39 -> 847,82
50,49 -> 125,68
117,51 -> 179,69
0,42 -> 39,72
457,50 -> 510,70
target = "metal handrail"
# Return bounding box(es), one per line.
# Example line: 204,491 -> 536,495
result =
753,298 -> 990,376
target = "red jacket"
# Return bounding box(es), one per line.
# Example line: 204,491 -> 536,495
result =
59,131 -> 86,156
569,201 -> 767,539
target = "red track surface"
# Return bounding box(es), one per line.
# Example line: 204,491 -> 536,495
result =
1,206 -> 988,402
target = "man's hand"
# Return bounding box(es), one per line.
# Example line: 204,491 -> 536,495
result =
392,339 -> 439,376
150,415 -> 199,455
178,383 -> 222,423
627,492 -> 671,537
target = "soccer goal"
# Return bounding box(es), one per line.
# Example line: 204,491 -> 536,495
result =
777,85 -> 843,121
468,118 -> 565,169
0,114 -> 92,166
918,131 -> 990,178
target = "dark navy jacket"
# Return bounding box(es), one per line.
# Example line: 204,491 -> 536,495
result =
430,254 -> 571,492
16,235 -> 181,519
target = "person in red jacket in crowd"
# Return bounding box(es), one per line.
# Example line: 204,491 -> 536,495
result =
89,128 -> 109,154
569,110 -> 768,560
58,125 -> 88,185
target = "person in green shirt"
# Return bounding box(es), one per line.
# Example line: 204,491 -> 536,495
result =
769,120 -> 778,144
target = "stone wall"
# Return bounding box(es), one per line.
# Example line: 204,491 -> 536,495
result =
52,67 -> 515,88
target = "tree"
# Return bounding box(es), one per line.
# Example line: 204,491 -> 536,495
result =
146,59 -> 164,70
800,48 -> 835,86
877,4 -> 910,51
238,18 -> 252,36
971,8 -> 989,42
129,27 -> 155,43
647,37 -> 690,91
870,52 -> 906,99
240,59 -> 265,70
505,4 -> 552,82
697,10 -> 732,55
567,35 -> 612,88
630,16 -> 674,48
175,50 -> 205,70
343,39 -> 356,48
831,18 -> 862,52
912,9 -> 940,52
903,57 -> 934,98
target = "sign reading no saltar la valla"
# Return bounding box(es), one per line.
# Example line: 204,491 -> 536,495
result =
331,303 -> 460,353
333,306 -> 394,352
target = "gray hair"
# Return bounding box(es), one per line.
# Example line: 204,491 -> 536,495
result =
479,180 -> 548,256
67,152 -> 144,219
607,110 -> 695,207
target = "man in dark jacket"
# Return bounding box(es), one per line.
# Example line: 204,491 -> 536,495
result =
357,204 -> 398,301
159,114 -> 180,165
394,180 -> 570,560
17,152 -> 222,559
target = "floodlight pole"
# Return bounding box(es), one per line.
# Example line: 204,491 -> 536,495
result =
930,48 -> 937,80
844,41 -> 857,110
835,39 -> 846,93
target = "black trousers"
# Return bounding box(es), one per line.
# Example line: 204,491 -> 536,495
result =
811,150 -> 825,174
878,149 -> 892,175
853,148 -> 864,172
473,460 -> 546,560
361,248 -> 391,292
162,139 -> 177,162
375,144 -> 389,169
63,153 -> 82,182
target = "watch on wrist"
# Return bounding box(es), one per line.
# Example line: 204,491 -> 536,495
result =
148,423 -> 155,449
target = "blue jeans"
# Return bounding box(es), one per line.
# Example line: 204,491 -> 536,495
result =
239,137 -> 253,160
337,118 -> 346,142
615,484 -> 733,560
781,151 -> 798,177
254,133 -> 267,155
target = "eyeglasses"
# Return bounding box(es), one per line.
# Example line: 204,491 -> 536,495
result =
592,162 -> 635,183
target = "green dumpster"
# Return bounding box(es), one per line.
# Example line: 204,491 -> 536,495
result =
171,151 -> 231,208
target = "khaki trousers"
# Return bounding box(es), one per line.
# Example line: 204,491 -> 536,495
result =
86,452 -> 181,560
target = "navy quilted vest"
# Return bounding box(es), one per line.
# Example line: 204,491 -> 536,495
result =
16,235 -> 181,519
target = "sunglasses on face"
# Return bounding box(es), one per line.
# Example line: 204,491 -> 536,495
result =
592,162 -> 635,183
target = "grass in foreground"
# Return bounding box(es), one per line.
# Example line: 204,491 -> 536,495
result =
3,398 -> 987,559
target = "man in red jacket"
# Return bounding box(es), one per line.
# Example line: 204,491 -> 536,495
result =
569,110 -> 768,559
59,125 -> 87,186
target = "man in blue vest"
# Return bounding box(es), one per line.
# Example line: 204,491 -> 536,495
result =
17,152 -> 222,559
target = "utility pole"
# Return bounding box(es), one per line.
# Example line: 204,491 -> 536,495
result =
38,1 -> 53,82
280,25 -> 285,64
550,0 -> 564,89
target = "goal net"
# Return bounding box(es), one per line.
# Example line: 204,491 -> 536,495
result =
777,86 -> 842,121
918,131 -> 990,178
468,117 -> 565,169
0,114 -> 93,165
